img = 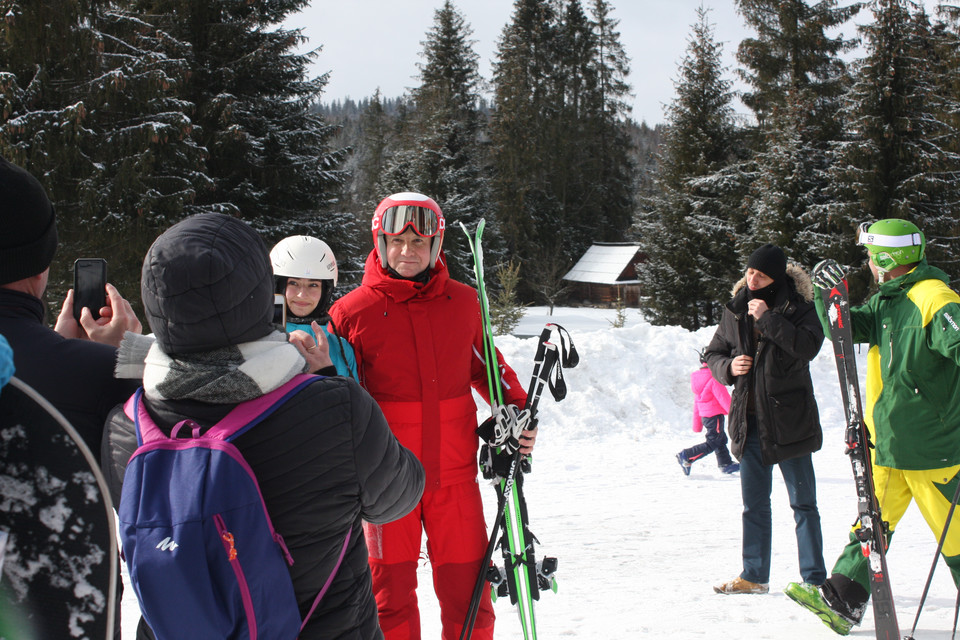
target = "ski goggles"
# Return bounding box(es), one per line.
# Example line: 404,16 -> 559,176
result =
856,222 -> 922,249
375,205 -> 443,237
857,221 -> 923,270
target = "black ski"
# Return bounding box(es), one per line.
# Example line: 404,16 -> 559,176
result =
820,277 -> 900,640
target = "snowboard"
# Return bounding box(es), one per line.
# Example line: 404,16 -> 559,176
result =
0,376 -> 118,640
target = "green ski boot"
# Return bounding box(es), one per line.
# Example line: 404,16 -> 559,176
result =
784,582 -> 854,636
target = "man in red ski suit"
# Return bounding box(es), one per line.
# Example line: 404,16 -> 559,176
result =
329,192 -> 534,640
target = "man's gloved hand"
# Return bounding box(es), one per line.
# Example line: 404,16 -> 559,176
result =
476,404 -> 531,454
812,259 -> 846,290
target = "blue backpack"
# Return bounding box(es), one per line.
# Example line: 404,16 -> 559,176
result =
118,374 -> 351,640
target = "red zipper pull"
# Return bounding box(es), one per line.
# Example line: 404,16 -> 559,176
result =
222,531 -> 237,561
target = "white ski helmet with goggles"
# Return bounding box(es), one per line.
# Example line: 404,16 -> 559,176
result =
371,192 -> 445,270
857,219 -> 925,272
270,236 -> 338,319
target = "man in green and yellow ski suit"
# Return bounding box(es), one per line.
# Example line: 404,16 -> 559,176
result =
786,219 -> 960,635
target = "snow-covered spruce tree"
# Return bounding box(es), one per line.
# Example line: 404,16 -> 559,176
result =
378,0 -> 493,284
0,1 -> 211,302
823,0 -> 960,293
348,90 -> 394,212
129,0 -> 351,246
735,0 -> 859,131
921,4 -> 960,279
491,0 -> 635,303
490,0 -> 561,294
331,89 -> 397,280
550,0 -> 634,249
636,6 -> 744,330
734,0 -> 859,267
588,0 -> 635,241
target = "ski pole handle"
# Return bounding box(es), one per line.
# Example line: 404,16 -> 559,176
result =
812,259 -> 847,290
527,344 -> 559,417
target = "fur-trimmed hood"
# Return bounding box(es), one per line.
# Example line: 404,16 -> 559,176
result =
730,262 -> 815,303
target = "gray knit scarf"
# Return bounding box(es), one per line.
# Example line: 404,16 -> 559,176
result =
116,330 -> 307,404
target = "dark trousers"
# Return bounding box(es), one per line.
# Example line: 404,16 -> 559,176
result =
739,416 -> 826,585
682,415 -> 733,467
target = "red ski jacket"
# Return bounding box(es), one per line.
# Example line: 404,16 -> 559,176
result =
330,251 -> 527,490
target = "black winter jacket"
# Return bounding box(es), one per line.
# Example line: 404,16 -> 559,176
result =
102,376 -> 425,640
0,288 -> 140,453
704,264 -> 824,465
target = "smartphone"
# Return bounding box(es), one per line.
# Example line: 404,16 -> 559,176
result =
73,258 -> 107,322
273,294 -> 287,331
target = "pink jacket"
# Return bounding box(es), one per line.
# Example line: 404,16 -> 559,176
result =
691,364 -> 731,432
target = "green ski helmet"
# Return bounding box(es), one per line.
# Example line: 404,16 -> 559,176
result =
857,219 -> 925,271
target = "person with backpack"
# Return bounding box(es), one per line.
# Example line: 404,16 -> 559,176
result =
101,213 -> 424,640
270,235 -> 358,379
329,193 -> 536,640
676,350 -> 739,476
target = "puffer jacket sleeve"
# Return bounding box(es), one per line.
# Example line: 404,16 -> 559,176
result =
101,402 -> 139,508
349,379 -> 425,524
705,309 -> 738,386
709,377 -> 732,415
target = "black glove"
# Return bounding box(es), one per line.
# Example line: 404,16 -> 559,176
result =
476,404 -> 531,454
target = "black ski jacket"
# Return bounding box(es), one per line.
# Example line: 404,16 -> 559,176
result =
704,264 -> 823,465
102,376 -> 425,640
0,288 -> 139,453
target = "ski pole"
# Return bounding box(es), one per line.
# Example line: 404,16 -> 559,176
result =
953,587 -> 960,640
460,343 -> 559,640
905,473 -> 960,640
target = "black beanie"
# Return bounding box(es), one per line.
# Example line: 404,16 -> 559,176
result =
746,244 -> 787,282
141,214 -> 275,355
0,157 -> 58,285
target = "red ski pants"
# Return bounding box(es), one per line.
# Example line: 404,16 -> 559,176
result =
364,480 -> 494,640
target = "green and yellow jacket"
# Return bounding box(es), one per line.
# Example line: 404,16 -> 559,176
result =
820,261 -> 960,470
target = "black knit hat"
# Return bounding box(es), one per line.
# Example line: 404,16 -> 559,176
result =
141,214 -> 275,354
0,157 -> 58,285
746,244 -> 787,282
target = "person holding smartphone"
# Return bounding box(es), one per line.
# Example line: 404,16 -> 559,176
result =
270,235 -> 358,378
0,156 -> 142,455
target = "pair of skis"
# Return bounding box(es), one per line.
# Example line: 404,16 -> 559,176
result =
459,220 -> 576,640
819,274 -> 900,639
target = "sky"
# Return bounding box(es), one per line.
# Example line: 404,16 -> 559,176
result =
282,0 -> 941,126
122,306 -> 960,638
283,0 -> 762,125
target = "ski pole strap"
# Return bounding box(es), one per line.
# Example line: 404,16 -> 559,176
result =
544,346 -> 566,401
546,323 -> 579,369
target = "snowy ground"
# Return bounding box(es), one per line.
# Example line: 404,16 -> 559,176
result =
121,306 -> 960,639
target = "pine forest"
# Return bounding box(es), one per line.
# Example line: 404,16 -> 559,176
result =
2,0 -> 959,329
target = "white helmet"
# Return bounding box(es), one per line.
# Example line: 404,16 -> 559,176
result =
270,236 -> 338,286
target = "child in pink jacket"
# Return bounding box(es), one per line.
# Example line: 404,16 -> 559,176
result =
677,353 -> 739,475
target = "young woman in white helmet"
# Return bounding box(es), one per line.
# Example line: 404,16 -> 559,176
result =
270,235 -> 357,379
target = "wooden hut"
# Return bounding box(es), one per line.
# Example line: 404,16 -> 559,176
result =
562,243 -> 643,307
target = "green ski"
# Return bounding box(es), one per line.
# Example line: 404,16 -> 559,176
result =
458,220 -> 575,640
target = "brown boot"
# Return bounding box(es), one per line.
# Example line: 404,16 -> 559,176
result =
714,576 -> 770,595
